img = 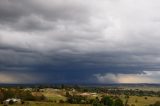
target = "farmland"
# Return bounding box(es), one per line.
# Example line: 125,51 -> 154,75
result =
0,84 -> 160,106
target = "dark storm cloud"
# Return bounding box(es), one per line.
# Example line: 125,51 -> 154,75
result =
0,0 -> 160,83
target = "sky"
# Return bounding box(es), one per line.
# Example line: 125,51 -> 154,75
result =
0,0 -> 160,84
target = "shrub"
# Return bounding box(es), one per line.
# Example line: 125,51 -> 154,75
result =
59,99 -> 65,103
67,95 -> 87,104
8,100 -> 14,105
135,99 -> 138,103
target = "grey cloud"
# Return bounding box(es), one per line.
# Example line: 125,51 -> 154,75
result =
0,0 -> 90,32
0,0 -> 28,22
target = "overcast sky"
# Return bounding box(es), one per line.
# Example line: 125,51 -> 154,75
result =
0,0 -> 160,83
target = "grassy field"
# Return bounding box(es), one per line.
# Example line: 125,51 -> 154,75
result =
121,95 -> 160,106
41,88 -> 66,102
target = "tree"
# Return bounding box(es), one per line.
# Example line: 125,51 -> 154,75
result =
92,99 -> 103,106
101,96 -> 113,106
65,91 -> 71,97
114,98 -> 124,106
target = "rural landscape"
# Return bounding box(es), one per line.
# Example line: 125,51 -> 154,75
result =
1,0 -> 160,106
0,84 -> 160,106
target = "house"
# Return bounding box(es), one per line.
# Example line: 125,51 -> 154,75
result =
3,98 -> 21,105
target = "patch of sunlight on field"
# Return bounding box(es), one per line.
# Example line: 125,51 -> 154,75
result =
41,89 -> 66,102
